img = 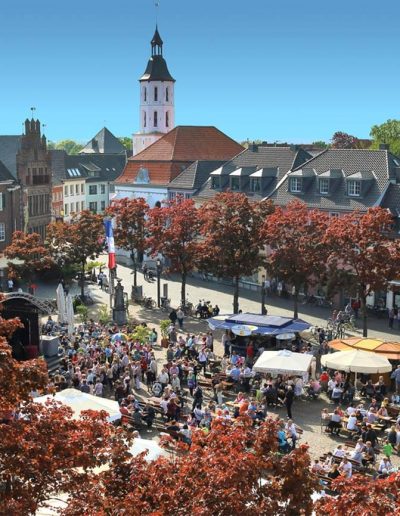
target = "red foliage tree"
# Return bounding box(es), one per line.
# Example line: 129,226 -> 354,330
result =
4,231 -> 54,279
262,200 -> 330,318
315,472 -> 400,515
324,207 -> 400,336
62,417 -> 318,516
146,196 -> 201,306
198,192 -> 273,313
331,131 -> 360,149
47,210 -> 105,298
106,197 -> 149,286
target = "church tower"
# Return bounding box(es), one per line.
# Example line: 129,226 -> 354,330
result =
132,26 -> 175,156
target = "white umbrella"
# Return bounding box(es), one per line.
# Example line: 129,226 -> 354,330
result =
321,349 -> 392,374
56,283 -> 67,324
253,349 -> 313,378
231,324 -> 258,336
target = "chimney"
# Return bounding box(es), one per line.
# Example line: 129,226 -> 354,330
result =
379,143 -> 389,150
249,142 -> 259,152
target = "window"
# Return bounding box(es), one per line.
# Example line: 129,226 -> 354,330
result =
109,184 -> 115,193
347,180 -> 361,196
80,183 -> 84,194
64,204 -> 69,216
230,177 -> 240,191
166,87 -> 169,102
0,223 -> 5,242
81,201 -> 85,211
143,87 -> 147,102
289,177 -> 302,193
89,202 -> 97,213
64,185 -> 68,196
101,200 -> 106,211
154,87 -> 158,101
143,111 -> 146,128
75,184 -> 79,195
211,177 -> 220,189
89,185 -> 97,195
319,178 -> 329,195
100,184 -> 106,194
166,111 -> 169,128
154,111 -> 158,127
70,202 -> 75,213
69,185 -> 73,195
250,178 -> 261,193
0,192 -> 4,211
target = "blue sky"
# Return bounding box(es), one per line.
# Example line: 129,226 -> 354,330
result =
1,0 -> 399,144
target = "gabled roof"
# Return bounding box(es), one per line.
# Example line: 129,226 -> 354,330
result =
80,127 -> 126,155
195,145 -> 312,202
269,148 -> 399,211
55,154 -> 127,183
116,126 -> 243,185
168,160 -> 226,191
0,136 -> 22,178
0,160 -> 16,182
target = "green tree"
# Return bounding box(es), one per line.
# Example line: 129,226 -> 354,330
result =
118,136 -> 132,150
48,140 -> 83,154
370,119 -> 400,156
312,140 -> 328,148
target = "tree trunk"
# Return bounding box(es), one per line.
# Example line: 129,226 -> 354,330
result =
293,288 -> 299,319
133,263 -> 137,287
81,261 -> 85,299
181,271 -> 187,308
233,276 -> 240,314
361,295 -> 368,337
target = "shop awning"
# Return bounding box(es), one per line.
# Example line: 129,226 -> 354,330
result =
328,337 -> 400,360
208,313 -> 311,336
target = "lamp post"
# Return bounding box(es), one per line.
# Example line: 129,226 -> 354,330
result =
156,258 -> 162,308
261,274 -> 267,315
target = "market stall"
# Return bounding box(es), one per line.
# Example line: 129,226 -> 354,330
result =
253,349 -> 313,380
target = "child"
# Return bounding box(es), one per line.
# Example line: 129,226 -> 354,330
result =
382,438 -> 393,459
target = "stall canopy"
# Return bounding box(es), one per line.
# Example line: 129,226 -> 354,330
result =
208,313 -> 311,336
253,349 -> 313,377
328,337 -> 400,360
321,349 -> 392,374
34,388 -> 121,422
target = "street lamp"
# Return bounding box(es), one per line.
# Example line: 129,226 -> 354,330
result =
156,258 -> 162,308
261,274 -> 267,315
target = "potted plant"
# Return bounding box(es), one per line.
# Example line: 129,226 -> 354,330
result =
160,319 -> 170,348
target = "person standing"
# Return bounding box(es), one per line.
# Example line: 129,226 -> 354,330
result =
389,308 -> 395,329
391,365 -> 400,394
284,385 -> 294,419
176,307 -> 184,330
7,278 -> 14,292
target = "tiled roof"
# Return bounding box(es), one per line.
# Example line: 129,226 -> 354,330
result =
116,126 -> 243,185
195,145 -> 312,202
128,126 -> 243,163
268,148 -> 399,212
168,160 -> 226,191
0,160 -> 15,182
80,127 -> 126,155
0,136 -> 22,178
380,183 -> 400,216
54,154 -> 127,183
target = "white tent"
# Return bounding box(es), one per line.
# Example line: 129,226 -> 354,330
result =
253,349 -> 313,378
321,349 -> 392,374
34,388 -> 121,422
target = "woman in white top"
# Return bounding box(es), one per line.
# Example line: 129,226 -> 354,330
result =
333,445 -> 346,458
346,414 -> 358,431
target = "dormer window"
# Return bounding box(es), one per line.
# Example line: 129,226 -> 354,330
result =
319,178 -> 329,195
250,177 -> 261,192
289,177 -> 302,193
211,177 -> 220,189
347,180 -> 361,197
230,177 -> 240,191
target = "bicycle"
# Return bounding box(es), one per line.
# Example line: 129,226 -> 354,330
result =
160,297 -> 171,311
142,296 -> 156,309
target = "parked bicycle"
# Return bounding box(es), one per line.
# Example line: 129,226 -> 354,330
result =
160,297 -> 171,311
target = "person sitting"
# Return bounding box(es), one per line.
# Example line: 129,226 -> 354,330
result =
363,441 -> 376,465
361,380 -> 376,399
310,459 -> 324,474
378,456 -> 392,474
362,424 -> 378,448
277,424 -> 291,453
323,452 -> 334,472
331,383 -> 343,403
179,424 -> 192,445
327,409 -> 342,435
350,448 -> 363,465
338,457 -> 352,478
327,463 -> 340,479
333,444 -> 346,458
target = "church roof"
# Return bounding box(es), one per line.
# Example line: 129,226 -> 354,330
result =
140,55 -> 175,82
80,127 -> 126,155
151,26 -> 163,47
115,126 -> 244,185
